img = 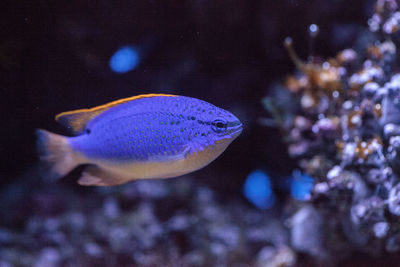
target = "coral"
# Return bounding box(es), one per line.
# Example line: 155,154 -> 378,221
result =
264,0 -> 400,261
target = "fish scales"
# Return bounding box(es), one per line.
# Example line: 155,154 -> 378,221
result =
36,94 -> 242,186
71,96 -> 216,161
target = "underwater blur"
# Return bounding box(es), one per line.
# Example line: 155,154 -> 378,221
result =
109,46 -> 141,73
243,170 -> 276,210
6,0 -> 400,266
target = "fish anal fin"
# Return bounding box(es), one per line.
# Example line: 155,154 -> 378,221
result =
78,166 -> 129,186
55,94 -> 177,135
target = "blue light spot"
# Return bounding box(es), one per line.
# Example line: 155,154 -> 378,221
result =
109,46 -> 140,73
243,170 -> 276,210
290,170 -> 314,201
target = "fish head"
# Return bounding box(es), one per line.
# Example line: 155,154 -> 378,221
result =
206,107 -> 243,146
186,101 -> 242,157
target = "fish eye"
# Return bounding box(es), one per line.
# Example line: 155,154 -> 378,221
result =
211,119 -> 227,133
86,128 -> 91,134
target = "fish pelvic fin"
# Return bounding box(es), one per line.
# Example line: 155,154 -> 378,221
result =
78,165 -> 129,186
35,129 -> 78,179
55,94 -> 177,135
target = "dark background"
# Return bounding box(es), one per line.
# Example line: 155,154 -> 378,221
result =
1,0 -> 373,192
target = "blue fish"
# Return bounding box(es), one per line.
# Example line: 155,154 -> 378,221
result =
243,170 -> 276,209
36,94 -> 243,186
109,45 -> 140,73
290,170 -> 314,201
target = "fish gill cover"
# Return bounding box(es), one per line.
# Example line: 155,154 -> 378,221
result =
263,0 -> 400,261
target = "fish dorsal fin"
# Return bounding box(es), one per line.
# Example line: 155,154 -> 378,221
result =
55,93 -> 177,134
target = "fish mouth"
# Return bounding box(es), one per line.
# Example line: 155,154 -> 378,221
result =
227,121 -> 243,137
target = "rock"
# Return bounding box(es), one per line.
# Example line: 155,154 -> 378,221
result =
291,205 -> 323,255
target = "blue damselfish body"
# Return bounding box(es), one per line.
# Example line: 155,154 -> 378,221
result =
36,94 -> 243,186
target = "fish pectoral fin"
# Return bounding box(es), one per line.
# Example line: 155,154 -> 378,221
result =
55,94 -> 177,135
149,145 -> 191,162
78,165 -> 128,186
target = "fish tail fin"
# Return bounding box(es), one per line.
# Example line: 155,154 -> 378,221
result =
35,129 -> 78,179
